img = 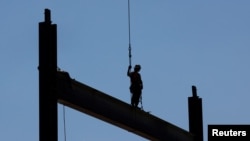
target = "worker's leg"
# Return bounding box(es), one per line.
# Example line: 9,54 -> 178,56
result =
134,90 -> 142,108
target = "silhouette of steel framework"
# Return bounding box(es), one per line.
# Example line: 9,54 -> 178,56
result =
39,9 -> 203,141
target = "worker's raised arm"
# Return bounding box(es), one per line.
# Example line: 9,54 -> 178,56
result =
127,65 -> 132,76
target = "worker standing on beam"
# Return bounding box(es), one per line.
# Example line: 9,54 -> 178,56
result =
127,64 -> 143,108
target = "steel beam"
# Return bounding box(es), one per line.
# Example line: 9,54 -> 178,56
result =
57,71 -> 194,141
188,86 -> 204,141
39,9 -> 58,141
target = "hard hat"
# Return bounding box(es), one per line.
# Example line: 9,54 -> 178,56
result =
134,64 -> 141,69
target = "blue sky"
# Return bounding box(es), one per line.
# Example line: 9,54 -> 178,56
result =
1,1 -> 250,141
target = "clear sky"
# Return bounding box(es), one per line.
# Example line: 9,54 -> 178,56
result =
1,1 -> 250,141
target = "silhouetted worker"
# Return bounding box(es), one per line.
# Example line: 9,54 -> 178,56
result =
127,64 -> 143,108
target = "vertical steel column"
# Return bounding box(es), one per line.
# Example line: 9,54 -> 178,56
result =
39,9 -> 58,141
188,86 -> 203,141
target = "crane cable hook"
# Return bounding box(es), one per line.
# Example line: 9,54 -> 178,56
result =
128,0 -> 132,67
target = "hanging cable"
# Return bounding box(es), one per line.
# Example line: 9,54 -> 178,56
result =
63,105 -> 67,141
128,0 -> 133,106
128,0 -> 132,67
140,96 -> 143,110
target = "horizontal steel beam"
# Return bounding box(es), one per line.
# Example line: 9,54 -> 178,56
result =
56,71 -> 194,141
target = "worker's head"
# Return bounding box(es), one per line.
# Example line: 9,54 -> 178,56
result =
134,64 -> 141,72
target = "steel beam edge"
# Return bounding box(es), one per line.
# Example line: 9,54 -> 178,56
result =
56,71 -> 194,141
